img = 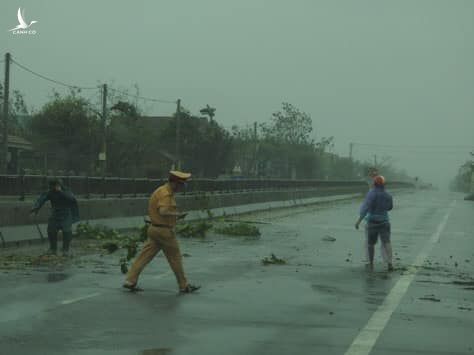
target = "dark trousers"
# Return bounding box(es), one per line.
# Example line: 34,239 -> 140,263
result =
367,221 -> 391,245
366,221 -> 392,265
47,220 -> 72,252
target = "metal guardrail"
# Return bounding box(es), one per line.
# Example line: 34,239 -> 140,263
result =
0,174 -> 414,200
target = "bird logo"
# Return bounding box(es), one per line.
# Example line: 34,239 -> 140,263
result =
9,8 -> 38,32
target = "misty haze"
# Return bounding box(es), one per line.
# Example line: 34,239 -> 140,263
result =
0,1 -> 473,355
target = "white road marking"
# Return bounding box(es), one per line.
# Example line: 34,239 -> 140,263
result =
61,292 -> 101,305
344,201 -> 456,355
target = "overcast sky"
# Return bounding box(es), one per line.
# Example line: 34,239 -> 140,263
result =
1,0 -> 473,187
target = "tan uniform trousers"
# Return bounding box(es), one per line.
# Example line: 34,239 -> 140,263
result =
126,225 -> 187,289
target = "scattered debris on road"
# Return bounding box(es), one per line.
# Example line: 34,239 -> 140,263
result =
0,253 -> 68,270
176,221 -> 213,238
76,223 -> 148,274
102,241 -> 119,253
322,235 -> 336,242
464,193 -> 474,201
419,295 -> 441,302
261,254 -> 287,265
214,222 -> 261,237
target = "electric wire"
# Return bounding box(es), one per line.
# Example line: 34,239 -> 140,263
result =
9,56 -> 177,105
107,87 -> 176,105
11,58 -> 98,90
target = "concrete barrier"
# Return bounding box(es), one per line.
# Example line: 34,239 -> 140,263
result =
0,183 -> 413,245
0,186 -> 366,227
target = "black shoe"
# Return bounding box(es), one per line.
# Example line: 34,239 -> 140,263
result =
123,282 -> 143,292
123,281 -> 136,289
180,284 -> 201,294
388,263 -> 394,272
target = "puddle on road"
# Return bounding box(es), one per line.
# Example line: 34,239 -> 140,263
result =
46,272 -> 69,282
141,349 -> 173,355
416,279 -> 474,289
365,290 -> 389,305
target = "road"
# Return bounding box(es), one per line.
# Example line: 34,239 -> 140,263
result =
1,190 -> 473,355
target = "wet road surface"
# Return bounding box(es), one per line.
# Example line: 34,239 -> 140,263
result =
1,191 -> 473,355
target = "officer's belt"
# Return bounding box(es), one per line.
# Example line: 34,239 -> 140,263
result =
153,223 -> 173,229
143,217 -> 174,229
145,221 -> 173,229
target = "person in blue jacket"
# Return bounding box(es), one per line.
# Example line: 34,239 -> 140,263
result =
355,175 -> 394,271
31,178 -> 79,256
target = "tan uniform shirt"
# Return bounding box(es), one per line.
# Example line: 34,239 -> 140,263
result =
148,183 -> 177,227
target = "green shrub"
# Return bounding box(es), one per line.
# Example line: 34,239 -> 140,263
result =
176,221 -> 213,238
214,222 -> 261,237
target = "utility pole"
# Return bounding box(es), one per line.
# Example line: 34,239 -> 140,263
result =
348,142 -> 354,179
471,162 -> 474,194
175,99 -> 181,170
2,53 -> 11,174
254,121 -> 258,177
100,83 -> 107,176
470,151 -> 474,194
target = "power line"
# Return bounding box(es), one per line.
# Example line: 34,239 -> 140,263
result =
354,144 -> 472,153
353,142 -> 473,149
11,58 -> 99,90
108,87 -> 177,105
357,151 -> 469,156
354,148 -> 471,156
7,56 -> 176,106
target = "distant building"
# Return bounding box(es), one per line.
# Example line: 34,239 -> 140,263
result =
4,134 -> 34,174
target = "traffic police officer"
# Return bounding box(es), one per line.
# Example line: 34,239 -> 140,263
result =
123,170 -> 200,293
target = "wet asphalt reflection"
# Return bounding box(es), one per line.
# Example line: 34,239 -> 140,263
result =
0,191 -> 473,355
